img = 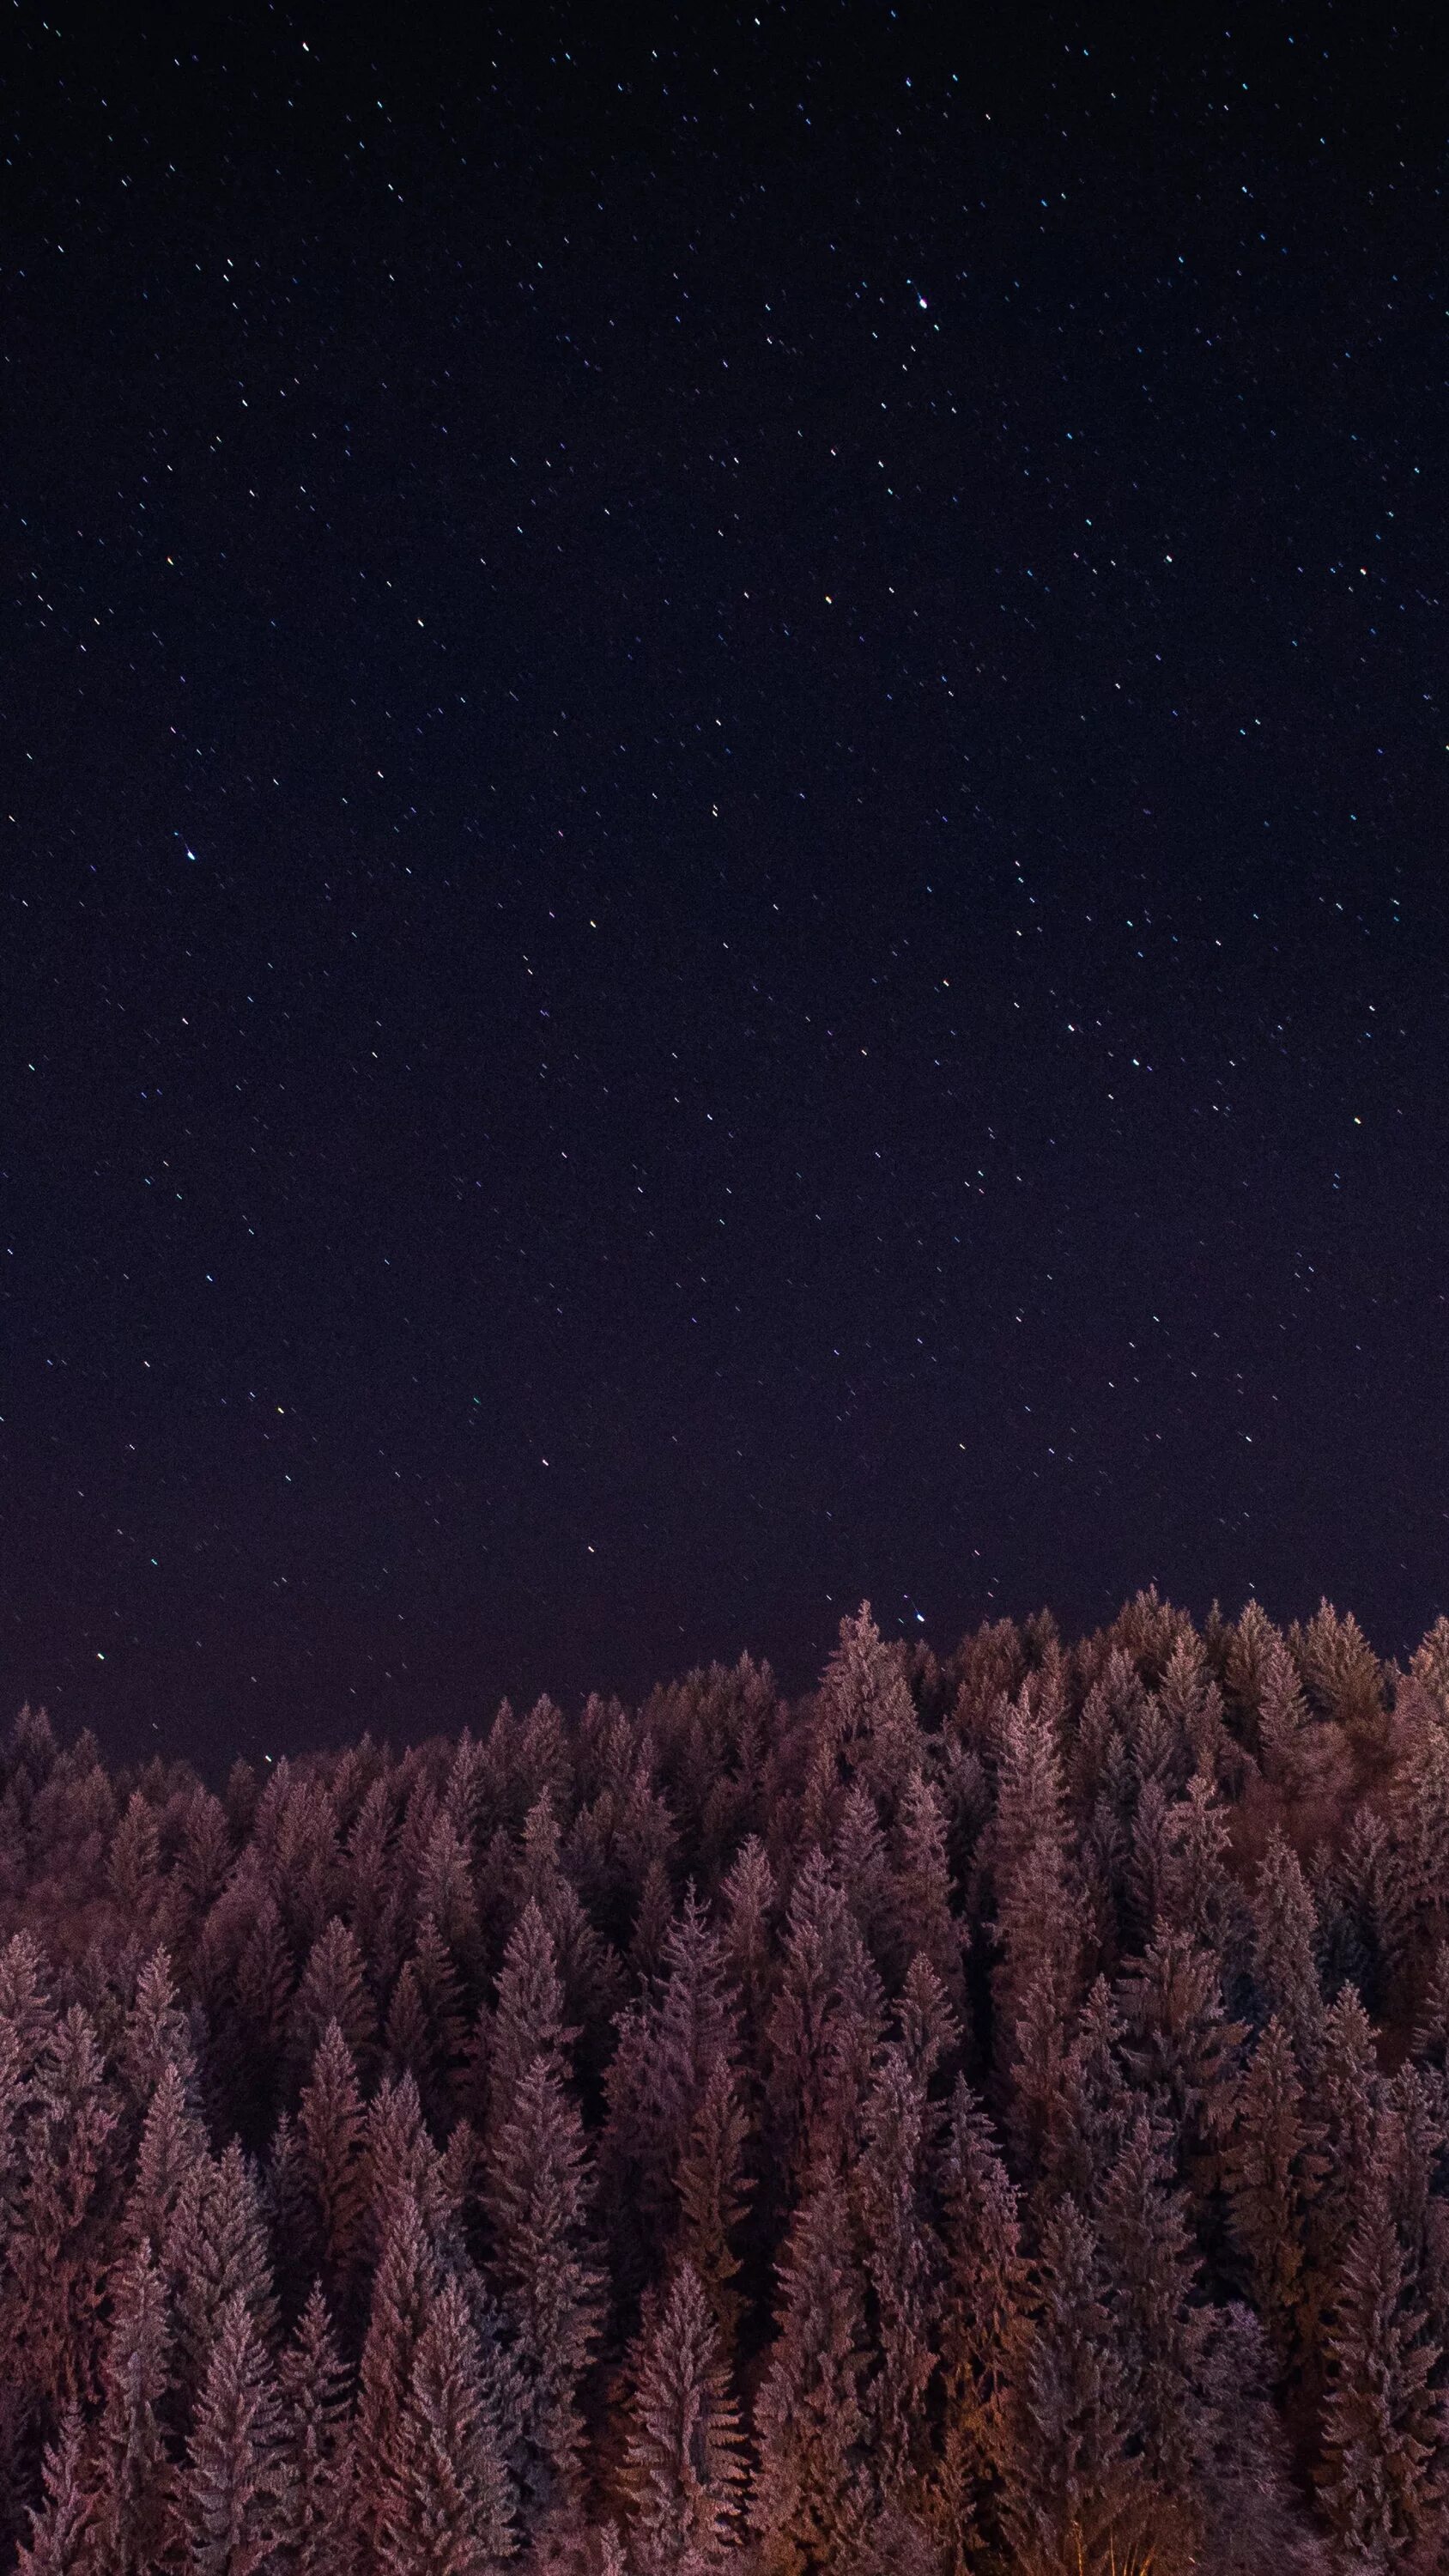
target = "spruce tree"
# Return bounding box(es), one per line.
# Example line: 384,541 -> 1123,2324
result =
750,2159 -> 869,2573
15,2407 -> 91,2576
129,2057 -> 209,2260
168,2141 -> 279,2410
375,2274 -> 517,2576
483,2047 -> 603,2515
888,1771 -> 966,2016
298,2020 -> 369,2284
1094,2113 -> 1204,2540
1003,2194 -> 1132,2576
989,1677 -> 1080,2171
853,2042 -> 940,2517
90,2241 -> 176,2576
600,1889 -> 741,2305
1116,1924 -> 1246,2219
1223,2014 -> 1326,2379
12,2002 -> 118,2409
1305,1983 -> 1384,2368
1257,1630 -> 1346,1802
931,2080 -> 1028,2574
1041,1977 -> 1137,2214
355,2186 -> 439,2565
623,2262 -> 745,2575
1249,1830 -> 1326,2077
484,1901 -> 572,2151
176,2291 -> 293,2576
289,1920 -> 378,2085
718,1834 -> 779,2057
119,1947 -> 198,2117
1317,2166 -> 1446,2564
816,1603 -> 920,1807
362,2072 -> 452,2248
832,1781 -> 894,1970
766,1848 -> 881,2190
674,2053 -> 754,2353
278,2284 -> 355,2576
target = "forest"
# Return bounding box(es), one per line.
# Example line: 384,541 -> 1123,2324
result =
2,1591 -> 1449,2574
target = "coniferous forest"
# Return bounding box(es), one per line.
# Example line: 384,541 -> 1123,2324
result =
4,1596 -> 1449,2573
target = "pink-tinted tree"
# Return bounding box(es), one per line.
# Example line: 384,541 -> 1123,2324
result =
176,2290 -> 293,2576
622,2260 -> 744,2576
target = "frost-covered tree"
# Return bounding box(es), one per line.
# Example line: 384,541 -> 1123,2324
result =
483,2047 -> 603,2514
751,2160 -> 870,2572
374,2274 -> 517,2576
176,2291 -> 293,2576
623,2262 -> 745,2575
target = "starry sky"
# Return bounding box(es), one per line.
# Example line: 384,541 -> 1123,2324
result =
6,5 -> 1448,1770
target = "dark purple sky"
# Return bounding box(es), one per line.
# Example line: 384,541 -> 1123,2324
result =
6,6 -> 1447,1772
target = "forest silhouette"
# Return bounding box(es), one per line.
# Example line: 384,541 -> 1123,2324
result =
2,1590 -> 1448,2573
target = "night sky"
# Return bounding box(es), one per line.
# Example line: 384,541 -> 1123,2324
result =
6,6 -> 1448,1772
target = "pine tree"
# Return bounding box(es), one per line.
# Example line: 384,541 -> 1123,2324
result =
0,1927 -> 55,2068
603,1890 -> 741,2283
15,2407 -> 91,2576
415,1813 -> 483,1971
766,1848 -> 881,2190
168,2142 -> 279,2409
1041,1977 -> 1137,2215
1249,1830 -> 1325,2078
1159,1772 -> 1248,1966
375,2274 -> 517,2576
482,2047 -> 603,2515
90,2241 -> 176,2576
355,2187 -> 439,2563
177,2291 -> 293,2576
1337,1804 -> 1418,2020
718,1835 -> 778,2057
409,1915 -> 470,2124
130,2057 -> 210,2259
816,1603 -> 921,1807
831,1781 -> 894,1968
1157,1632 -> 1235,1791
362,2072 -> 452,2248
629,1856 -> 676,1983
854,2043 -> 940,2516
289,1919 -> 378,2083
1317,2161 -> 1446,2563
1003,2195 -> 1132,2576
109,1789 -> 163,1925
931,2081 -> 1028,2575
119,1947 -> 198,2117
1094,2113 -> 1204,2539
1116,1925 -> 1246,2218
623,2263 -> 745,2575
888,1771 -> 965,2016
298,2020 -> 369,2282
1223,2015 -> 1326,2379
1305,1983 -> 1383,2366
384,1958 -> 438,2107
989,1675 -> 1081,2170
674,2053 -> 754,2352
1293,1599 -> 1387,1757
13,2002 -> 118,2408
278,2284 -> 355,2576
267,2110 -> 322,2312
1258,1630 -> 1347,1802
233,1890 -> 297,2121
483,1900 -> 573,2151
1190,2302 -> 1307,2571
750,2160 -> 869,2573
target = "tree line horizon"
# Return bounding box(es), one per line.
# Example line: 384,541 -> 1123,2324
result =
2,1584 -> 1449,2573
